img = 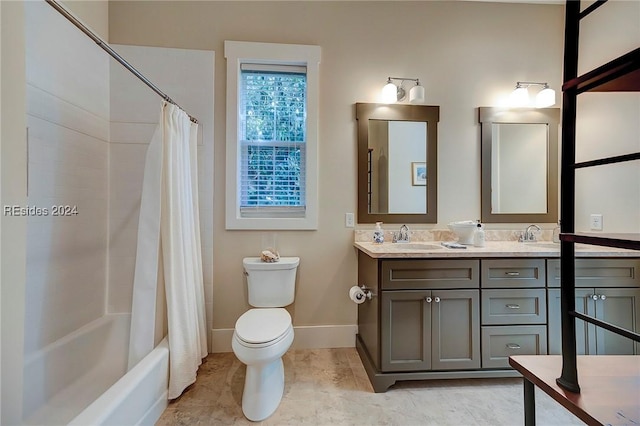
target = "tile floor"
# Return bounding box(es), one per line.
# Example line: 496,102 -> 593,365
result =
157,348 -> 584,425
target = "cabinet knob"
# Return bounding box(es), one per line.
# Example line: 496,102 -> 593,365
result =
434,296 -> 441,303
506,343 -> 521,350
505,271 -> 520,276
600,294 -> 607,300
425,296 -> 432,303
591,294 -> 599,301
505,304 -> 521,309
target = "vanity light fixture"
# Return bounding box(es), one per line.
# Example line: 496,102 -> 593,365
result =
382,77 -> 425,104
510,82 -> 556,108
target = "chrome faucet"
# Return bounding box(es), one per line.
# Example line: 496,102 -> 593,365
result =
393,224 -> 410,243
520,224 -> 541,242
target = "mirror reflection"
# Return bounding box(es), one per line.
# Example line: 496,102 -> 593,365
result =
479,107 -> 560,223
357,103 -> 439,224
491,123 -> 548,214
368,120 -> 427,214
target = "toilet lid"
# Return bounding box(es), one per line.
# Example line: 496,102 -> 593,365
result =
235,308 -> 292,344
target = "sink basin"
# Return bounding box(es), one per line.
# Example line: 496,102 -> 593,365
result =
394,243 -> 442,250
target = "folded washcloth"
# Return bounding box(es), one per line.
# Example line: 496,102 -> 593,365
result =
441,242 -> 467,249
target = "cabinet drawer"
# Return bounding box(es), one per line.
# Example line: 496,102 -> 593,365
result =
481,289 -> 547,325
381,259 -> 479,290
481,259 -> 545,288
481,326 -> 548,369
547,258 -> 640,288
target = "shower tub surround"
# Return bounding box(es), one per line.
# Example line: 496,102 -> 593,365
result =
22,314 -> 168,425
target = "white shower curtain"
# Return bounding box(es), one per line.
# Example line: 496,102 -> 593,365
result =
128,102 -> 208,399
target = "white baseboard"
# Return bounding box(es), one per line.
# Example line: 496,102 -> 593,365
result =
210,324 -> 357,353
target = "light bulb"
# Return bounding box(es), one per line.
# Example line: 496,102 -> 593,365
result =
536,87 -> 556,107
510,86 -> 530,107
382,82 -> 398,103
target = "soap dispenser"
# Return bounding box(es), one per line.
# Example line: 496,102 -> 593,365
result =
373,222 -> 385,244
474,222 -> 485,247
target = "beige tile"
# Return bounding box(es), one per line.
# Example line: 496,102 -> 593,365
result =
157,348 -> 585,426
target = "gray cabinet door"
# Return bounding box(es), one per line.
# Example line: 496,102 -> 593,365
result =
431,290 -> 481,370
547,288 -> 592,355
381,289 -> 480,372
548,288 -> 640,355
381,291 -> 431,372
595,288 -> 640,355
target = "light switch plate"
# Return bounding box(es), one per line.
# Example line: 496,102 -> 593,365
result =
590,214 -> 603,231
345,212 -> 354,228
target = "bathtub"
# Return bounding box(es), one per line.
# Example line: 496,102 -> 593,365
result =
22,313 -> 169,425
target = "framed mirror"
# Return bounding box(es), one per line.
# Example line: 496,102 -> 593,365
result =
479,107 -> 560,223
356,103 -> 439,223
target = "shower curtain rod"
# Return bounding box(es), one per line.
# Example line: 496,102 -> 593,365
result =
45,0 -> 199,124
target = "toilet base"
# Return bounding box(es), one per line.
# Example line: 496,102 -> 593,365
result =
242,358 -> 284,421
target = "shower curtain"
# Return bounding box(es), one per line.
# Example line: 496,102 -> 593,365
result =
128,102 -> 207,399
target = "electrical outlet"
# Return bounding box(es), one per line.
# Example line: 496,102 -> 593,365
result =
590,214 -> 603,231
345,212 -> 355,228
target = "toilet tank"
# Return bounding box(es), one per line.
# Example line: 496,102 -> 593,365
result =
243,257 -> 300,307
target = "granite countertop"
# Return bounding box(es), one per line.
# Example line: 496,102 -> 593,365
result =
354,240 -> 640,259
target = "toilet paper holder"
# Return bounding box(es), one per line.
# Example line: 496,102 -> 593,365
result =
357,285 -> 375,301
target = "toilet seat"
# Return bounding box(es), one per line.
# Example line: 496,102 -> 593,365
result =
235,308 -> 292,347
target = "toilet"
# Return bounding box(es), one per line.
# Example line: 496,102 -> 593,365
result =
232,256 -> 299,421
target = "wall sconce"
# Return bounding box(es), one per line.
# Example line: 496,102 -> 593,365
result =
509,81 -> 556,108
382,77 -> 425,104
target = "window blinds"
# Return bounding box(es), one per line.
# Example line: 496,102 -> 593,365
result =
239,64 -> 307,217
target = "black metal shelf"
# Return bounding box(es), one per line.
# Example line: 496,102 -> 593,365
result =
562,46 -> 640,94
574,152 -> 640,169
570,310 -> 640,342
517,2 -> 640,423
555,0 -> 640,402
560,233 -> 640,251
579,0 -> 607,19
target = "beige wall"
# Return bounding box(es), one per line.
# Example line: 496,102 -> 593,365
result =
61,0 -> 109,40
108,1 -> 565,347
1,2 -> 27,422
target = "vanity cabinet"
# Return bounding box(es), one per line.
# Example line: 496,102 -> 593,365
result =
357,255 -> 495,392
355,250 -> 640,392
546,258 -> 640,355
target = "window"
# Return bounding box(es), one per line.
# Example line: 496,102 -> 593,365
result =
225,41 -> 321,230
240,65 -> 306,216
